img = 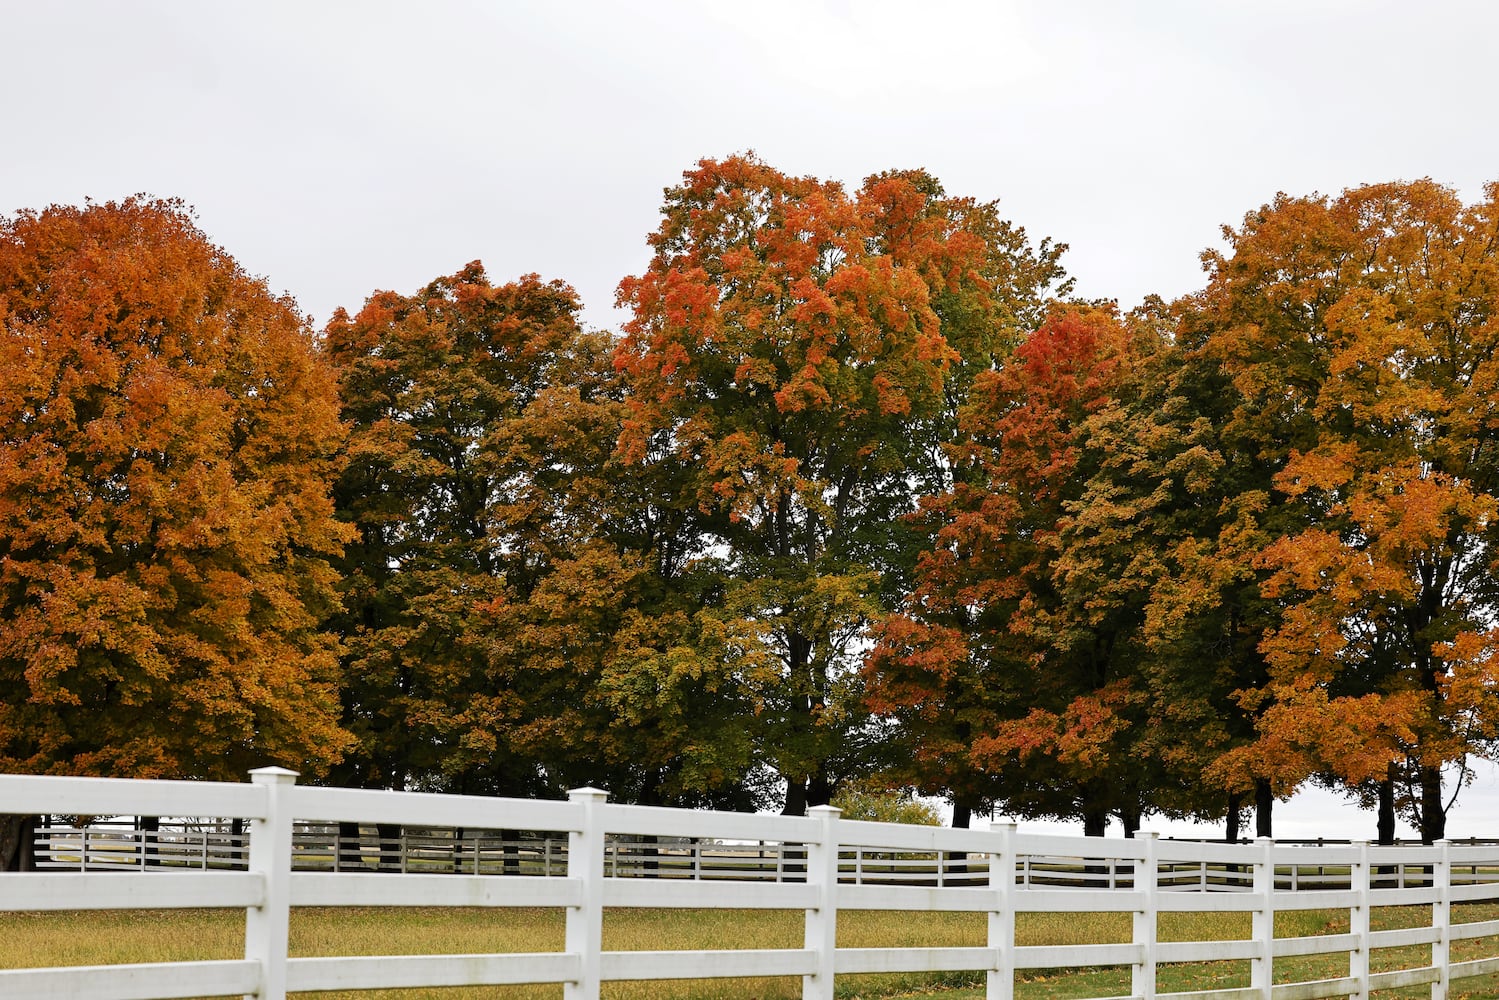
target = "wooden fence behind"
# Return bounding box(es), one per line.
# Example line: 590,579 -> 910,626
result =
4,767 -> 1499,999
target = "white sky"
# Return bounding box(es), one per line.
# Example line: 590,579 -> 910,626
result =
5,0 -> 1499,838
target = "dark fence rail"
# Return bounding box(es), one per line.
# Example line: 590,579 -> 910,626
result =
29,817 -> 1499,890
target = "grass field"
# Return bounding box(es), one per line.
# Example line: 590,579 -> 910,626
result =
5,903 -> 1499,999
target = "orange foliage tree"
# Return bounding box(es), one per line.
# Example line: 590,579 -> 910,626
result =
0,199 -> 352,786
1194,180 -> 1499,842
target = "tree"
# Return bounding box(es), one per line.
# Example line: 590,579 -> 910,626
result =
616,154 -> 1063,814
867,305 -> 1162,835
325,263 -> 763,807
475,328 -> 765,808
324,264 -> 591,796
1048,306 -> 1281,839
0,198 -> 352,863
1192,180 -> 1499,842
830,778 -> 942,825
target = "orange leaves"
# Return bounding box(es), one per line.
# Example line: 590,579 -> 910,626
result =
0,198 -> 352,779
1183,179 -> 1499,823
1215,688 -> 1424,791
864,614 -> 970,713
974,682 -> 1140,772
957,305 -> 1136,505
1274,444 -> 1359,500
616,154 -> 956,453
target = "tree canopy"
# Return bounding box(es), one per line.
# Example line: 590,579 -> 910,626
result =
0,197 -> 351,782
5,167 -> 1499,845
616,154 -> 1068,813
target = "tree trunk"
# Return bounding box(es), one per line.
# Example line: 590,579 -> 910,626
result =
950,800 -> 973,878
140,815 -> 161,868
807,772 -> 833,809
337,821 -> 362,871
782,777 -> 808,817
1118,804 -> 1142,840
501,829 -> 520,876
1081,803 -> 1108,887
1224,791 -> 1244,878
1419,764 -> 1445,846
779,776 -> 809,879
640,769 -> 663,874
1254,779 -> 1273,839
1377,768 -> 1396,846
1375,765 -> 1398,885
1,815 -> 38,872
377,823 -> 401,871
1082,807 -> 1108,839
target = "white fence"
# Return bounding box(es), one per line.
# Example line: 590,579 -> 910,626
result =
3,767 -> 1499,1000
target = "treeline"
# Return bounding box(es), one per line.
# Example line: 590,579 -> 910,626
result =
3,157 -> 1498,850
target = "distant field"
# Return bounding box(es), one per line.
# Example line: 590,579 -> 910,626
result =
5,904 -> 1499,999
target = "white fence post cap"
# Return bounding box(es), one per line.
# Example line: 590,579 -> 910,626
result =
248,766 -> 300,783
568,787 -> 609,801
807,805 -> 842,818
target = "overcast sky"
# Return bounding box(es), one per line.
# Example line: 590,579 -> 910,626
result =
6,1 -> 1498,838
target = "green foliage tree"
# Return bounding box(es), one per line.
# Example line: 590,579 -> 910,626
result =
325,263 -> 762,806
324,264 -> 596,796
1047,305 -> 1280,838
831,778 -> 942,825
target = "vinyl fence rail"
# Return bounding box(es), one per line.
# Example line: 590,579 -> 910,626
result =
3,768 -> 1499,1000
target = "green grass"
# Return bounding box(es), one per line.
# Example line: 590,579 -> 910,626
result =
3,903 -> 1499,999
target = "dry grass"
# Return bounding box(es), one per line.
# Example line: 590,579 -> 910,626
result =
3,902 -> 1499,999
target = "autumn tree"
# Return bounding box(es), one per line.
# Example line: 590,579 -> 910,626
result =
617,154 -> 1065,814
474,326 -> 764,808
1194,180 -> 1499,843
0,198 -> 352,863
868,305 -> 1166,835
1047,307 -> 1283,839
325,265 -> 593,796
325,264 -> 762,806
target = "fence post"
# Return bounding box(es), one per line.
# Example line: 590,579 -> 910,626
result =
988,822 -> 1017,1000
1132,832 -> 1159,999
244,766 -> 298,1000
1350,841 -> 1369,1000
1251,837 -> 1274,1000
1433,839 -> 1451,1000
565,788 -> 608,1000
803,805 -> 841,1000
